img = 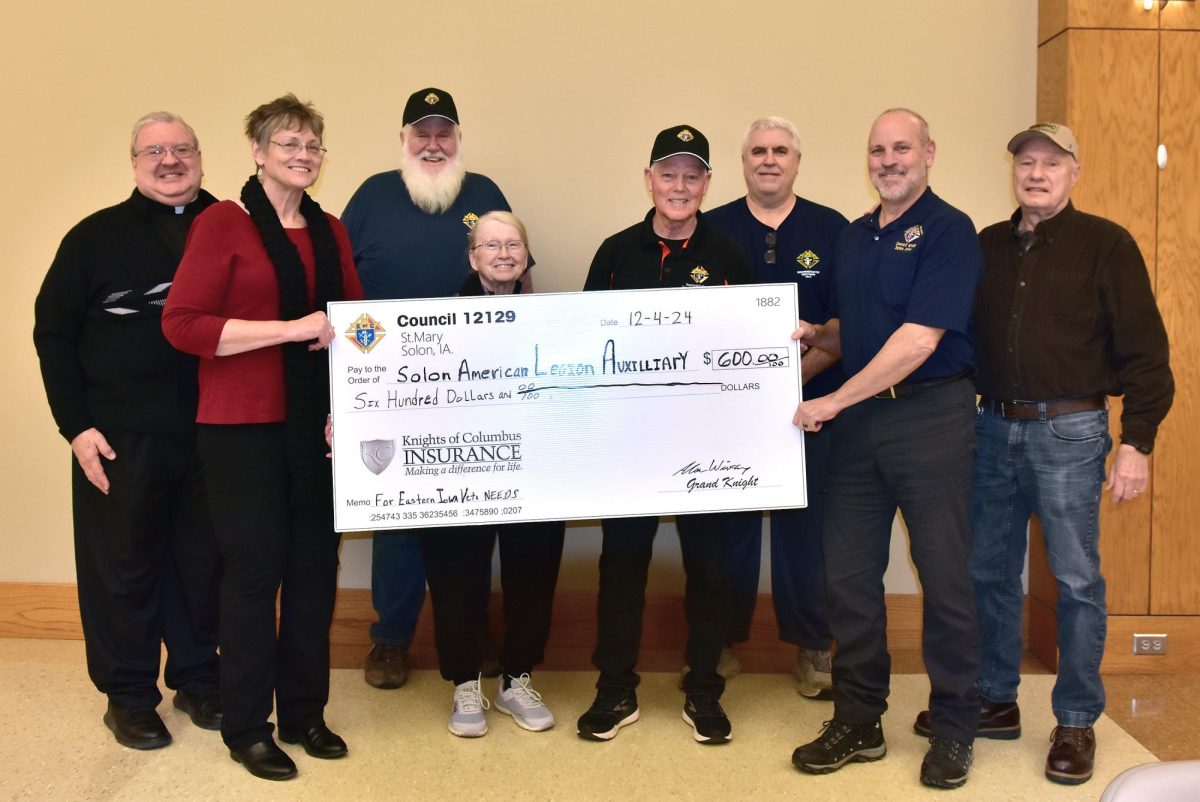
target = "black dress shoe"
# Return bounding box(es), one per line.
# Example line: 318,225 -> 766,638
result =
278,723 -> 348,759
103,702 -> 171,750
229,739 -> 298,781
913,698 -> 1021,739
173,690 -> 222,730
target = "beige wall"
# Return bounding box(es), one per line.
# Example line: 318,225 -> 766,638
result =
3,1 -> 1037,590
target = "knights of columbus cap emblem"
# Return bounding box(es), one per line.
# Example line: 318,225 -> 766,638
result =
462,212 -> 479,229
677,129 -> 694,142
904,225 -> 924,244
424,92 -> 440,105
690,266 -> 710,284
347,313 -> 386,354
797,250 -> 820,270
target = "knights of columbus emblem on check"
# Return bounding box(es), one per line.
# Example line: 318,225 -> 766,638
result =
347,313 -> 386,354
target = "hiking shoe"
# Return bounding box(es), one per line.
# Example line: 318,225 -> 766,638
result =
363,643 -> 408,689
679,648 -> 742,688
921,736 -> 973,789
494,674 -> 555,732
682,694 -> 732,744
577,686 -> 639,741
794,648 -> 833,700
914,698 -> 1020,740
792,719 -> 886,774
448,677 -> 489,737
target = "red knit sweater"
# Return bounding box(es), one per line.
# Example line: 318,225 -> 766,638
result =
162,200 -> 364,424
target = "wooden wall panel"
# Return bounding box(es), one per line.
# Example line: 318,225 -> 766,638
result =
1063,30 -> 1158,260
1039,0 -> 1158,43
1103,615 -> 1200,674
1036,34 -> 1068,122
1161,1 -> 1200,30
1150,31 -> 1200,615
1101,397 -> 1151,613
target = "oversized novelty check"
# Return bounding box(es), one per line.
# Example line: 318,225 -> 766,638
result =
328,284 -> 807,532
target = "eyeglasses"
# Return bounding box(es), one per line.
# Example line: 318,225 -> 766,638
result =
472,240 -> 526,254
764,230 -> 777,265
135,144 -> 199,160
269,140 -> 328,157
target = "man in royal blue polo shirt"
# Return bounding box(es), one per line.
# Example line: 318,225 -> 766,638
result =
789,108 -> 983,790
706,116 -> 848,700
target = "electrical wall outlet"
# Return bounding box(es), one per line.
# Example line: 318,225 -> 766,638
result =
1133,634 -> 1168,655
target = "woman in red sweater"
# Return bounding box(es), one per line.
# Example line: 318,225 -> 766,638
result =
163,94 -> 362,782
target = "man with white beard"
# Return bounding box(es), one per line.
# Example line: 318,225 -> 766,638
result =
342,87 -> 526,690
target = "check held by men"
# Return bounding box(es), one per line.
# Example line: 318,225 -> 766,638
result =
328,284 -> 806,530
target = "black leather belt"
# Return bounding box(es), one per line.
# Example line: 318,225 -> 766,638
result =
979,396 -> 1106,420
874,371 -> 970,399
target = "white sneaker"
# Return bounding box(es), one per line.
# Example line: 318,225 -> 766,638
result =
448,677 -> 490,737
494,674 -> 555,732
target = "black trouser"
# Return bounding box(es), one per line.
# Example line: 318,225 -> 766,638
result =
72,430 -> 219,710
823,379 -> 981,743
197,424 -> 341,749
593,514 -> 730,698
421,521 -> 565,685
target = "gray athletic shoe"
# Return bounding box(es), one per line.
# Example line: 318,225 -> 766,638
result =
795,648 -> 833,700
494,674 -> 555,732
448,677 -> 489,738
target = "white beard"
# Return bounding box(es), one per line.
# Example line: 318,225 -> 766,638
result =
400,151 -> 466,215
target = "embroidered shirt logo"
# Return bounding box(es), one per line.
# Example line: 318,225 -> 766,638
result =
462,213 -> 479,229
904,225 -> 924,243
690,266 -> 710,284
424,92 -> 440,105
346,313 -> 386,354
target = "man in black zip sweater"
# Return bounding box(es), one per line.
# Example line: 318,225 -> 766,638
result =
33,112 -> 221,750
578,125 -> 752,746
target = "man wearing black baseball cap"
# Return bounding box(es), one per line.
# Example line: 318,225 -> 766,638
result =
578,125 -> 752,745
341,87 -> 528,695
913,121 -> 1173,786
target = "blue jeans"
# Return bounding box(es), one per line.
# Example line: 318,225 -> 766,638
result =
970,405 -> 1111,728
370,532 -> 426,646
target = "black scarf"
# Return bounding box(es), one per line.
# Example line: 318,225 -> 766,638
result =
240,175 -> 344,504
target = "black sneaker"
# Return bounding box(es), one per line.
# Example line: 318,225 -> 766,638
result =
791,719 -> 886,774
682,694 -> 732,744
921,736 -> 973,789
577,686 -> 639,741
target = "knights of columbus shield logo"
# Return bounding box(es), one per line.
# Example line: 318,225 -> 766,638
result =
347,313 -> 386,354
360,439 -> 395,475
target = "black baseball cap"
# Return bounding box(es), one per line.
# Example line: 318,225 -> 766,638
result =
403,88 -> 459,126
649,124 -> 711,169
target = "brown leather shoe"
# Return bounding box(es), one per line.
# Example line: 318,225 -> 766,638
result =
1045,725 -> 1095,785
363,643 -> 408,689
913,698 -> 1021,739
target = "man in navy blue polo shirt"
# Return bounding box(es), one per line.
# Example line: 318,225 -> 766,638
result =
342,87 -> 525,691
788,108 -> 983,790
706,117 -> 848,700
